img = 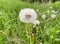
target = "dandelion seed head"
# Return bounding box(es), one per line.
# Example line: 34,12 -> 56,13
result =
32,20 -> 40,26
41,14 -> 46,19
19,8 -> 37,23
51,14 -> 56,19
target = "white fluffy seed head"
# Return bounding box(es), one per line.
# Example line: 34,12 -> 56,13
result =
19,8 -> 37,23
32,20 -> 40,26
51,14 -> 56,19
41,14 -> 46,19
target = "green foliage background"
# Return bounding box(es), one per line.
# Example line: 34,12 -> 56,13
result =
0,0 -> 60,44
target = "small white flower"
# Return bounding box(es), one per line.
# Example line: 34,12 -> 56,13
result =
51,14 -> 56,19
41,14 -> 46,19
51,10 -> 55,13
50,7 -> 53,9
32,20 -> 40,26
19,8 -> 37,23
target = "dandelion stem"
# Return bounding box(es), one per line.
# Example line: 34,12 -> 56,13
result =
26,23 -> 33,44
36,26 -> 39,44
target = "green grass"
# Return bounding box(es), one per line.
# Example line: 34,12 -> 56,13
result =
0,0 -> 60,44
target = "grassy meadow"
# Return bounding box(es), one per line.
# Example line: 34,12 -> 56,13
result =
0,0 -> 60,44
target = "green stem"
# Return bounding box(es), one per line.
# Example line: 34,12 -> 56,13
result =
33,26 -> 39,44
40,21 -> 46,44
36,26 -> 39,44
26,23 -> 32,44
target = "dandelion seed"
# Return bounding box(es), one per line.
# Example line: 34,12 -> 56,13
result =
41,14 -> 46,19
51,14 -> 56,19
32,20 -> 40,26
19,8 -> 37,23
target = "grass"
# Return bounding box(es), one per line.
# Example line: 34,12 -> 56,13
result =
0,0 -> 60,44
